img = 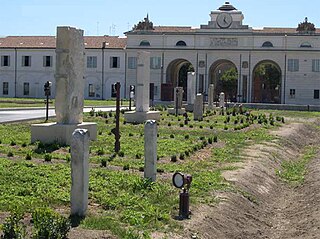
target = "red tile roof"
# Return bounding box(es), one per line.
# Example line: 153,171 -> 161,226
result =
253,27 -> 320,34
0,36 -> 127,49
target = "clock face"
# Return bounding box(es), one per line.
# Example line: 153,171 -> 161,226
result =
217,13 -> 233,29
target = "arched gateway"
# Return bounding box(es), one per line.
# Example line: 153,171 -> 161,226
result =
162,59 -> 194,101
252,61 -> 282,104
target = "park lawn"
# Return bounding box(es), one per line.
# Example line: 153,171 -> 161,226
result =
0,108 -> 317,238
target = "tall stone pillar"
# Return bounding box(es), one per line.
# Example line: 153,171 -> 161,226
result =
136,51 -> 150,112
174,87 -> 184,109
124,51 -> 160,123
71,129 -> 90,217
55,27 -> 85,124
187,72 -> 196,105
219,92 -> 225,108
144,120 -> 157,182
194,93 -> 203,121
208,84 -> 215,109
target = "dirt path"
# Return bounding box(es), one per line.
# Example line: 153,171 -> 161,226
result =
166,120 -> 320,239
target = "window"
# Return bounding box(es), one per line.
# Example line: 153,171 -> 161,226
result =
289,89 -> 295,99
87,56 -> 97,68
176,41 -> 187,46
3,82 -> 8,95
110,57 -> 120,68
262,41 -> 274,47
1,55 -> 10,66
150,57 -> 161,69
22,56 -> 31,67
88,84 -> 95,97
288,59 -> 299,72
23,82 -> 29,96
312,59 -> 320,72
43,56 -> 52,67
128,57 -> 137,69
139,40 -> 150,46
314,90 -> 320,99
300,42 -> 312,48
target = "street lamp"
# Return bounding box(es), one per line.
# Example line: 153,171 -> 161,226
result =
44,81 -> 52,121
172,172 -> 192,219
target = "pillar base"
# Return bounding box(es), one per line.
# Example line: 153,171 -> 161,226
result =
31,122 -> 97,145
124,111 -> 160,124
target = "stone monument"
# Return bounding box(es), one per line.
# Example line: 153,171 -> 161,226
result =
124,51 -> 160,123
168,87 -> 186,115
31,26 -> 97,145
185,72 -> 196,112
208,84 -> 215,109
194,93 -> 203,121
144,120 -> 157,182
70,129 -> 89,217
219,92 -> 225,108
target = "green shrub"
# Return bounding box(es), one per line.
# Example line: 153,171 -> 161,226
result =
170,134 -> 174,139
10,141 -> 16,146
208,137 -> 213,144
213,136 -> 218,142
168,123 -> 171,127
139,167 -> 144,172
179,153 -> 185,160
118,151 -> 125,157
135,153 -> 142,159
185,150 -> 190,157
25,153 -> 32,161
123,164 -> 130,170
128,132 -> 134,137
44,153 -> 52,162
184,135 -> 189,140
21,142 -> 27,147
101,158 -> 107,167
171,155 -> 177,162
179,123 -> 184,127
32,207 -> 70,239
0,139 -> 2,144
1,209 -> 26,239
65,154 -> 71,162
97,148 -> 105,156
157,168 -> 165,173
7,152 -> 13,157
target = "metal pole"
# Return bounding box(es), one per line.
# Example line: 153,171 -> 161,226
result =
46,94 -> 49,121
175,88 -> 178,116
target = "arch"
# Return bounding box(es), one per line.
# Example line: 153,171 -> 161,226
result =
176,40 -> 187,46
139,40 -> 150,46
262,41 -> 274,47
209,60 -> 239,102
300,42 -> 312,48
163,59 -> 194,101
252,60 -> 282,104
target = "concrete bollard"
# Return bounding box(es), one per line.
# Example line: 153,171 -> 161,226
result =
71,129 -> 90,217
144,120 -> 157,182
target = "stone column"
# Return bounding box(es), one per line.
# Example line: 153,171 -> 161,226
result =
219,92 -> 225,108
71,129 -> 90,217
187,72 -> 196,105
55,27 -> 85,124
194,94 -> 203,121
174,87 -> 184,109
136,51 -> 150,112
208,84 -> 215,109
144,120 -> 157,182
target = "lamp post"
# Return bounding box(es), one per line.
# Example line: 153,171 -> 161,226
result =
44,81 -> 52,121
172,172 -> 192,219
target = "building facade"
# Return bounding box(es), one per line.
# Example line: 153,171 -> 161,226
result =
0,2 -> 319,105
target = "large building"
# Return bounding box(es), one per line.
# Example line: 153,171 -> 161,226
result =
0,2 -> 319,105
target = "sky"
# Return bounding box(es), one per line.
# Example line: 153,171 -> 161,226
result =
0,0 -> 319,37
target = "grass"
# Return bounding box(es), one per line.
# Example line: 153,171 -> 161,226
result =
0,97 -> 128,108
0,106 -> 318,237
277,146 -> 318,185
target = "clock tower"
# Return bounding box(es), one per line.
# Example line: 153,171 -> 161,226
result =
201,2 -> 249,30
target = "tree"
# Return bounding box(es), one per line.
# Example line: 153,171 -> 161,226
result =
220,67 -> 238,101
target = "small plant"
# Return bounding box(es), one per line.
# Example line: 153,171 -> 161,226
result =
214,136 -> 218,142
179,123 -> 184,127
224,126 -> 228,130
171,155 -> 177,162
44,153 -> 52,162
210,125 -> 214,129
101,158 -> 107,167
168,123 -> 171,127
1,209 -> 26,239
97,148 -> 105,156
10,141 -> 16,146
118,151 -> 125,157
157,168 -> 165,173
199,125 -> 203,129
189,125 -> 193,128
184,134 -> 190,140
25,152 -> 32,161
98,131 -> 103,135
185,150 -> 190,157
32,207 -> 70,239
123,164 -> 130,170
65,154 -> 71,162
139,166 -> 144,172
89,108 -> 95,117
108,112 -> 113,117
179,153 -> 185,160
7,151 -> 13,157
21,142 -> 27,147
128,132 -> 134,137
208,137 -> 213,144
0,139 -> 2,144
135,153 -> 142,159
170,134 -> 175,139
199,136 -> 205,140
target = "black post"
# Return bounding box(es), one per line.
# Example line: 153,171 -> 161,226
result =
46,94 -> 49,121
179,189 -> 190,219
115,82 -> 121,153
175,88 -> 179,116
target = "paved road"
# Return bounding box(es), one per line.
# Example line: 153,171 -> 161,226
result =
0,106 -> 125,123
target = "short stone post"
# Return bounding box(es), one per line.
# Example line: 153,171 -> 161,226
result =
144,120 -> 157,182
194,93 -> 203,121
219,92 -> 225,108
136,51 -> 150,112
187,72 -> 196,105
71,129 -> 90,217
208,84 -> 215,109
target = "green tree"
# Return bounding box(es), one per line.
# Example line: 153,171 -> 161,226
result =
220,67 -> 238,101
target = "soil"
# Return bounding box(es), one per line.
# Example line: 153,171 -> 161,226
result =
157,119 -> 320,239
